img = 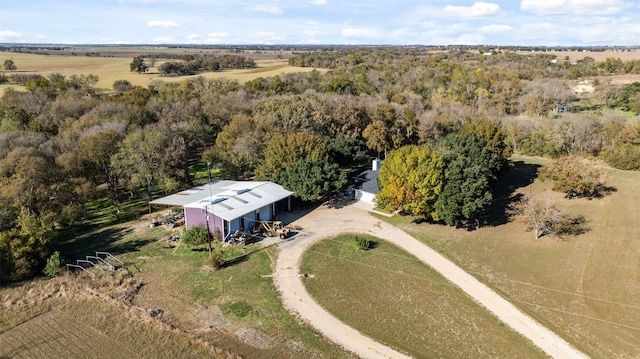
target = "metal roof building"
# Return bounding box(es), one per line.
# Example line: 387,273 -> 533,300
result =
150,180 -> 294,241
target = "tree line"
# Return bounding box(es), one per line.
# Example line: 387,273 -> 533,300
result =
1,48 -> 640,282
130,54 -> 256,76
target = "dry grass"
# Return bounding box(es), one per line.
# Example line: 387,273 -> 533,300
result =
0,271 -> 219,359
527,50 -> 640,63
0,51 -> 322,94
301,234 -> 546,358
1,220 -> 353,359
383,155 -> 640,358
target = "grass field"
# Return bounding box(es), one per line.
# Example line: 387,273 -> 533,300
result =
0,50 -> 321,94
300,234 -> 546,358
380,155 -> 640,358
1,182 -> 353,359
0,273 -> 218,359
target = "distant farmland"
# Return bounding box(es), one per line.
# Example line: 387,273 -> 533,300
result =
0,48 -> 322,94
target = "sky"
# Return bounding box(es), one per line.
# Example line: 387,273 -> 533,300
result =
1,0 -> 640,46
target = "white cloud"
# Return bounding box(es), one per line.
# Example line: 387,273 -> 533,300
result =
152,37 -> 174,43
208,32 -> 231,38
250,4 -> 283,14
101,39 -> 132,44
311,0 -> 327,5
248,32 -> 284,41
0,30 -> 45,42
515,16 -> 640,45
479,24 -> 513,35
428,33 -> 487,46
306,20 -> 321,26
305,30 -> 329,37
341,28 -> 379,38
521,0 -> 629,15
147,20 -> 180,28
0,30 -> 28,41
186,32 -> 232,44
298,38 -> 322,44
443,2 -> 504,18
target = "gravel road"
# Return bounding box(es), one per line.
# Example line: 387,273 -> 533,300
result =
272,200 -> 589,359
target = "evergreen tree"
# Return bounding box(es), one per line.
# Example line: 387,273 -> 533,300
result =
434,133 -> 503,226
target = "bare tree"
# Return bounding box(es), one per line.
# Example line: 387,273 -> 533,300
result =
508,196 -> 564,239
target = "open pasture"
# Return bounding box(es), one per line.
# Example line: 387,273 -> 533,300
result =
528,49 -> 640,63
0,49 -> 319,93
383,156 -> 640,358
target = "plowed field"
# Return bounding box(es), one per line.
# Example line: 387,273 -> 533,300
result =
0,309 -> 138,359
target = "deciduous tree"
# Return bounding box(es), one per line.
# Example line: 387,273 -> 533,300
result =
130,56 -> 149,73
3,59 -> 16,71
256,132 -> 345,199
376,145 -> 444,218
279,158 -> 347,201
111,128 -> 173,202
508,196 -> 564,239
538,157 -> 601,198
363,120 -> 392,158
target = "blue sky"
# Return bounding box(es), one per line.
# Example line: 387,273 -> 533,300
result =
2,0 -> 640,45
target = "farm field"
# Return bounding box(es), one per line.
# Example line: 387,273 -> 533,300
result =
0,49 -> 321,94
382,155 -> 640,358
301,234 -> 546,358
0,281 -> 218,359
526,49 -> 640,63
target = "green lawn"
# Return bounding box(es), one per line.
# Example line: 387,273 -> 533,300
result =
301,234 -> 546,359
381,156 -> 640,358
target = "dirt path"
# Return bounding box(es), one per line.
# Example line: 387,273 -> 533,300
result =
272,200 -> 589,359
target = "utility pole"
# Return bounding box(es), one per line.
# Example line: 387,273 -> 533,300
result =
206,204 -> 212,258
206,162 -> 213,258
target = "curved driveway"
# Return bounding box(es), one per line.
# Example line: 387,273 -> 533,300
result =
272,200 -> 589,359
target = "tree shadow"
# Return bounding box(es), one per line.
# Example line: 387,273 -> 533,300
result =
593,184 -> 618,199
325,195 -> 358,209
221,253 -> 250,267
556,215 -> 590,240
276,199 -> 324,224
58,226 -> 156,258
483,160 -> 542,227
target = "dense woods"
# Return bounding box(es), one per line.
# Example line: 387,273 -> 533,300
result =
2,48 -> 640,282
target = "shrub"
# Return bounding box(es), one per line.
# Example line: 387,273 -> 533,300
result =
113,79 -> 134,93
539,157 -> 601,198
43,251 -> 63,277
207,246 -> 225,270
603,144 -> 640,170
181,226 -> 208,246
213,228 -> 222,242
355,235 -> 378,250
221,300 -> 252,318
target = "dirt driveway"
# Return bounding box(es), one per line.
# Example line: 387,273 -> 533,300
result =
272,200 -> 589,359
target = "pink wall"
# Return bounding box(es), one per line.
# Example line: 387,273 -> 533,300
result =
185,207 -> 223,237
185,202 -> 282,241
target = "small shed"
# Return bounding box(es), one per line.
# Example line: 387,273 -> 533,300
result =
149,181 -> 294,241
353,159 -> 381,204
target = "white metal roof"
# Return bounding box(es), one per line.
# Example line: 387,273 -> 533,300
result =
148,180 -> 239,207
174,181 -> 294,221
